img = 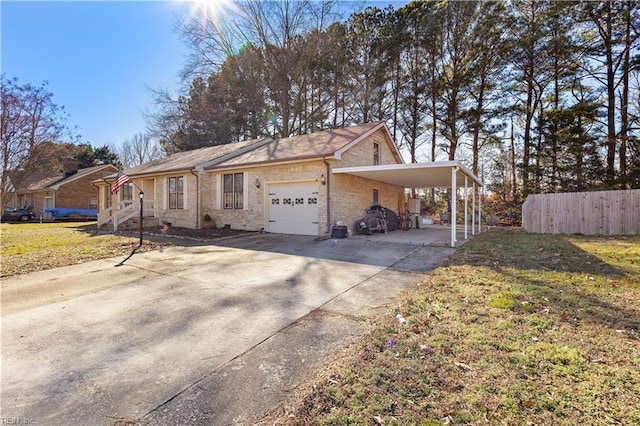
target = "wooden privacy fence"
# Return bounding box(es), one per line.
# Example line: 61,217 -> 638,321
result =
522,189 -> 640,235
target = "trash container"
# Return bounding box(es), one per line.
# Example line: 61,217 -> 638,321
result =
332,225 -> 348,238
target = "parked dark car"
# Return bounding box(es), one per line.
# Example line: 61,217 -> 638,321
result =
1,206 -> 35,222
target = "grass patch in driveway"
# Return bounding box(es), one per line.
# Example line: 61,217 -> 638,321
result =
0,222 -> 171,277
257,229 -> 640,425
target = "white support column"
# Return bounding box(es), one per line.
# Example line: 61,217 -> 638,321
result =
451,166 -> 458,247
472,183 -> 476,235
464,176 -> 468,240
479,185 -> 482,233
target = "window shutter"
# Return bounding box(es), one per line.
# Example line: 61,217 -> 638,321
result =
182,175 -> 187,209
216,174 -> 222,210
243,172 -> 249,210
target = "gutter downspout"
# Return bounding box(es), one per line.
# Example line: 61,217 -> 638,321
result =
322,157 -> 331,233
190,169 -> 201,229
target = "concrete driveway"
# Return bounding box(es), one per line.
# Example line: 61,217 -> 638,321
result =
1,233 -> 455,425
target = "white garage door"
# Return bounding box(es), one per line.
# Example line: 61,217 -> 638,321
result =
268,182 -> 320,235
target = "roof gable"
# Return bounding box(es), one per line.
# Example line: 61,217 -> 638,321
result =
334,122 -> 403,163
19,165 -> 117,191
23,175 -> 64,191
49,164 -> 118,190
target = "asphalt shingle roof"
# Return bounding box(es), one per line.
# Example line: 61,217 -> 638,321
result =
206,122 -> 384,170
21,165 -> 115,191
123,138 -> 269,177
24,175 -> 64,191
108,122 -> 387,179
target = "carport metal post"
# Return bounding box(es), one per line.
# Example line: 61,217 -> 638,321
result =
472,183 -> 476,235
451,166 -> 458,247
479,186 -> 482,233
464,176 -> 468,240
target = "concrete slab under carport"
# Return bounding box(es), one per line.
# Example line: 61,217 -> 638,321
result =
351,224 -> 474,248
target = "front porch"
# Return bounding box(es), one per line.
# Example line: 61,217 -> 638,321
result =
97,199 -> 160,231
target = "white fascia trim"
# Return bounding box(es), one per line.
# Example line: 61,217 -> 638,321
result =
333,160 -> 483,187
207,157 -> 334,174
333,122 -> 403,164
379,122 -> 405,164
333,122 -> 385,160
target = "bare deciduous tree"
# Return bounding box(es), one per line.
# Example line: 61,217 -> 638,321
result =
118,133 -> 164,169
1,76 -> 70,207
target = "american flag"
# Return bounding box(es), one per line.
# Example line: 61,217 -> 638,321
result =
111,170 -> 130,195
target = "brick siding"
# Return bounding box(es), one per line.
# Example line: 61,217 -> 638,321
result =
97,127 -> 406,235
329,130 -> 405,233
19,170 -> 107,217
204,128 -> 405,235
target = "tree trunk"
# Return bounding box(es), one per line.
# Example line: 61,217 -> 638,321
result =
510,117 -> 517,202
619,0 -> 631,178
523,76 -> 534,195
430,67 -> 437,212
471,74 -> 486,177
604,1 -> 617,184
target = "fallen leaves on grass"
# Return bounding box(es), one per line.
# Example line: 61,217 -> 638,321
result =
252,229 -> 640,426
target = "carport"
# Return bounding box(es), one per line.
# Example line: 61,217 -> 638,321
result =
332,160 -> 483,247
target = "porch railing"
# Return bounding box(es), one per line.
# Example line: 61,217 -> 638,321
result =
97,199 -> 158,231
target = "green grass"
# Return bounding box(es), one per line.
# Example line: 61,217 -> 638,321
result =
261,229 -> 640,425
0,222 -> 170,277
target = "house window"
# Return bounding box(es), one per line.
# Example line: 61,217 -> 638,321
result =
89,199 -> 98,209
168,176 -> 184,209
103,187 -> 111,209
373,142 -> 380,165
44,196 -> 54,209
223,173 -> 243,209
373,189 -> 379,204
122,183 -> 133,201
20,194 -> 35,209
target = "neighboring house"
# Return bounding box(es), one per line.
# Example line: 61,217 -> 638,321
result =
96,122 -> 482,242
16,163 -> 118,218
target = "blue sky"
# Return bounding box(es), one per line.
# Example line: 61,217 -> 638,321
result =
2,1 -> 189,148
2,1 -> 406,150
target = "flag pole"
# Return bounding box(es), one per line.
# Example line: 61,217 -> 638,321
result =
139,191 -> 144,247
114,170 -> 145,267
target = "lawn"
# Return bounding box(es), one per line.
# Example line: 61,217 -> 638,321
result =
0,222 -> 170,278
258,229 -> 640,425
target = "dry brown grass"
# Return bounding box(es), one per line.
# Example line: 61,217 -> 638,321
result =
255,229 -> 640,425
0,222 -> 171,278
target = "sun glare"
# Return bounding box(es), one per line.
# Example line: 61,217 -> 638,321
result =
177,0 -> 244,59
181,0 -> 236,23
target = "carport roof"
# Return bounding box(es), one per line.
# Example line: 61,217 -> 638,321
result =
332,160 -> 482,188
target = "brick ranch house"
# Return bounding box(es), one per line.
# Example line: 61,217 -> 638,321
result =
14,163 -> 117,219
96,122 -> 483,242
